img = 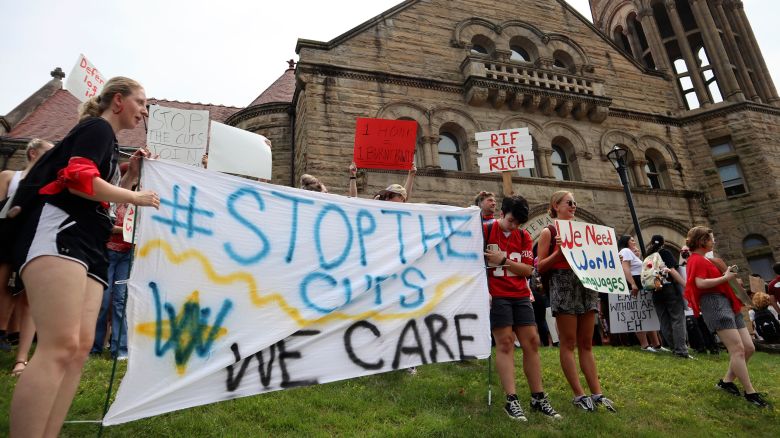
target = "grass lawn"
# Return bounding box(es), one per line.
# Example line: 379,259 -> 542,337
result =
1,346 -> 778,437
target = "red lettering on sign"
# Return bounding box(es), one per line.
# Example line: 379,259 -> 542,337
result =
353,118 -> 418,170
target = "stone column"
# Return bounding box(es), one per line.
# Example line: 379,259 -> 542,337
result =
731,0 -> 780,105
688,0 -> 744,101
666,0 -> 711,107
638,7 -> 671,72
631,160 -> 650,188
712,0 -> 759,101
625,24 -> 644,61
538,148 -> 553,178
423,135 -> 441,168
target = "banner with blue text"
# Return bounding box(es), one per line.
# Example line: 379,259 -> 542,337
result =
103,160 -> 490,425
555,219 -> 627,294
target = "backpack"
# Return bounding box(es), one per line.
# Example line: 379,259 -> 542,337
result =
640,252 -> 666,291
754,309 -> 780,343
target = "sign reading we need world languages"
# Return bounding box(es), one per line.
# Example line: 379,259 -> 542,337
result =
475,128 -> 535,173
556,220 -> 627,294
353,118 -> 418,170
103,159 -> 490,425
64,53 -> 106,102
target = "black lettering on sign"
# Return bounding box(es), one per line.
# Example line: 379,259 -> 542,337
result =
279,331 -> 320,388
424,314 -> 454,363
392,319 -> 427,369
454,313 -> 478,360
344,321 -> 384,370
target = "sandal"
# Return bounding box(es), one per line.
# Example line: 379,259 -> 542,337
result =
11,360 -> 28,377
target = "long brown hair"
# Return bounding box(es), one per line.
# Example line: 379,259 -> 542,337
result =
78,76 -> 143,121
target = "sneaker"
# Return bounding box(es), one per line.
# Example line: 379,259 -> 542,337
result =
641,346 -> 658,353
592,395 -> 617,413
504,396 -> 528,421
745,392 -> 770,408
406,367 -> 417,376
116,355 -> 128,361
674,353 -> 695,360
655,346 -> 671,353
530,394 -> 562,419
572,395 -> 595,412
716,379 -> 741,397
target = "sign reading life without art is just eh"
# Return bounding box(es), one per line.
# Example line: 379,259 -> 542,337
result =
555,219 -> 627,294
353,118 -> 417,170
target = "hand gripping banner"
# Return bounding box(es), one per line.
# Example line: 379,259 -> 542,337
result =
103,160 -> 490,425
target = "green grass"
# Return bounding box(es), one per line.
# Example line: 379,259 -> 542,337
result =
1,347 -> 778,437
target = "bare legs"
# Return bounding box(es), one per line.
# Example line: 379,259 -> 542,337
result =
556,312 -> 602,396
493,325 -> 544,396
12,294 -> 35,375
719,327 -> 757,393
10,256 -> 103,438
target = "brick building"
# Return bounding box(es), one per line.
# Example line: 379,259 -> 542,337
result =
2,0 -> 778,280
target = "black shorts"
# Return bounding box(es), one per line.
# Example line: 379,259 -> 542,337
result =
15,203 -> 111,287
490,297 -> 536,330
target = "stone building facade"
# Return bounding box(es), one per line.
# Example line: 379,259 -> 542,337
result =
224,0 -> 779,280
2,0 -> 778,280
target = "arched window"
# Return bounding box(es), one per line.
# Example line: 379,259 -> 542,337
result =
698,47 -> 723,104
438,133 -> 462,171
553,58 -> 567,69
551,145 -> 570,181
470,35 -> 494,57
645,156 -> 662,189
470,45 -> 488,55
510,45 -> 530,62
673,57 -> 699,110
743,235 -> 776,280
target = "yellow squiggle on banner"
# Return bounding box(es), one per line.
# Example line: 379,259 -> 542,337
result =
137,239 -> 474,326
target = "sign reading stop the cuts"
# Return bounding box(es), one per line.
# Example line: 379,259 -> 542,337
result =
475,128 -> 535,173
353,118 -> 417,170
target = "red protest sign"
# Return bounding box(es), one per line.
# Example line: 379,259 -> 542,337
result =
353,118 -> 417,170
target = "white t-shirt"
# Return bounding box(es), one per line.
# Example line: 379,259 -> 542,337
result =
619,247 -> 643,276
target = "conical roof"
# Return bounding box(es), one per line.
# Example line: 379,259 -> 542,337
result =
248,60 -> 296,107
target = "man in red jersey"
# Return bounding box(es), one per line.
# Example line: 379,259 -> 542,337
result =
484,195 -> 561,422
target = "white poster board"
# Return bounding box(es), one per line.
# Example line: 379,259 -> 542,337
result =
64,53 -> 106,102
555,220 -> 627,294
208,121 -> 272,180
146,105 -> 209,166
475,128 -> 534,173
103,159 -> 490,425
608,290 -> 660,333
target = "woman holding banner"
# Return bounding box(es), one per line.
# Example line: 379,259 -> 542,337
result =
537,191 -> 616,413
9,77 -> 160,437
685,227 -> 769,408
617,235 -> 662,352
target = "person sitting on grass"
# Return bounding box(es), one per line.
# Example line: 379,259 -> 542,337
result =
483,195 -> 561,421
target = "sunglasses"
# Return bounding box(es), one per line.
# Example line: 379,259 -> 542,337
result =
564,200 -> 577,207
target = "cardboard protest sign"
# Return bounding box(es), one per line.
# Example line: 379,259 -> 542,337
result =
475,128 -> 534,173
146,105 -> 210,166
123,204 -> 136,243
103,159 -> 490,425
64,53 -> 106,102
608,290 -> 660,333
353,118 -> 417,170
555,220 -> 627,294
208,121 -> 272,180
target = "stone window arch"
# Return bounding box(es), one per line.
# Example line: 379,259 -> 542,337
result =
508,36 -> 537,63
550,136 -> 579,181
612,25 -> 631,54
470,35 -> 494,56
742,234 -> 776,280
438,122 -> 466,171
552,50 -> 576,74
644,149 -> 669,189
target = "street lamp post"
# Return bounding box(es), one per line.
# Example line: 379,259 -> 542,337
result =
607,145 -> 646,258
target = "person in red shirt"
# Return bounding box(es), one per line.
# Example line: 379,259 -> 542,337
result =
484,195 -> 561,421
767,263 -> 780,314
685,226 -> 769,408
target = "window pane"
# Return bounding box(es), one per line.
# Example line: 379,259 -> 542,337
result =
747,255 -> 776,281
679,76 -> 693,90
439,154 -> 460,171
674,58 -> 688,74
710,142 -> 733,156
510,46 -> 529,62
718,163 -> 742,182
551,147 -> 566,164
471,45 -> 488,55
685,92 -> 700,110
438,134 -> 458,153
516,168 -> 534,177
709,81 -> 723,103
645,160 -> 658,173
697,47 -> 709,67
743,236 -> 769,249
703,70 -> 714,81
648,174 -> 661,189
554,59 -> 566,69
553,165 -> 570,181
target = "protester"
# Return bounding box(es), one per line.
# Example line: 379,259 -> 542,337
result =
750,292 -> 780,343
483,195 -> 561,421
373,164 -> 416,202
91,163 -> 133,360
474,191 -> 496,224
300,173 -> 328,192
645,235 -> 691,358
0,138 -> 54,375
617,235 -> 661,352
685,226 -> 769,407
348,162 -> 358,197
537,191 -> 615,412
9,76 -> 161,437
768,263 -> 780,314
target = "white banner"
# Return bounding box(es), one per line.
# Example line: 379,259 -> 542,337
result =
64,53 -> 106,102
475,128 -> 534,173
555,220 -> 627,294
146,105 -> 210,166
208,121 -> 272,180
103,160 -> 490,425
607,290 -> 660,333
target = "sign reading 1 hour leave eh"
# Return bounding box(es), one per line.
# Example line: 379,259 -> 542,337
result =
353,118 -> 417,170
475,128 -> 535,173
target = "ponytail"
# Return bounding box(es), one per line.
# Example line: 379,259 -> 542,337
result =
78,76 -> 143,121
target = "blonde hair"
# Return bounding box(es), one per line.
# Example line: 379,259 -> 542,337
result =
752,292 -> 772,310
78,76 -> 143,121
300,174 -> 325,192
549,190 -> 573,218
686,226 -> 713,251
25,138 -> 53,162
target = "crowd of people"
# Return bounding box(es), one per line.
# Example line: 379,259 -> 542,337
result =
0,75 -> 777,436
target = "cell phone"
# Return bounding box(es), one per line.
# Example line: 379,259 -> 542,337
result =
486,244 -> 499,252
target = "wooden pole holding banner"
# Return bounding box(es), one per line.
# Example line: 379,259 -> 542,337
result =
501,171 -> 513,197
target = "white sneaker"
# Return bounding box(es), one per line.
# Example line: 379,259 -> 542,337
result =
642,346 -> 658,353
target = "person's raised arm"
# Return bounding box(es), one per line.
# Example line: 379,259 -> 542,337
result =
403,163 -> 416,201
348,162 -> 358,198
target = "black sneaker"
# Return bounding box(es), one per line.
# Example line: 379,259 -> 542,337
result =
674,353 -> 696,360
530,394 -> 562,419
572,395 -> 595,412
504,396 -> 528,421
592,395 -> 617,413
745,392 -> 770,408
716,379 -> 741,397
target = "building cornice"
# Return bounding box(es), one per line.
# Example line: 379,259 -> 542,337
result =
224,102 -> 291,126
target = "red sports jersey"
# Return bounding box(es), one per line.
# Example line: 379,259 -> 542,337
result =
484,223 -> 533,298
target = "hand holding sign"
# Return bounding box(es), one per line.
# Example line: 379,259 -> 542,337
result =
353,118 -> 417,170
555,219 -> 627,294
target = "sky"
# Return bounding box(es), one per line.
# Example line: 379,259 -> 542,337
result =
1,0 -> 777,114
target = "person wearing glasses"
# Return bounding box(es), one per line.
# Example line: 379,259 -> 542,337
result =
537,191 -> 616,413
